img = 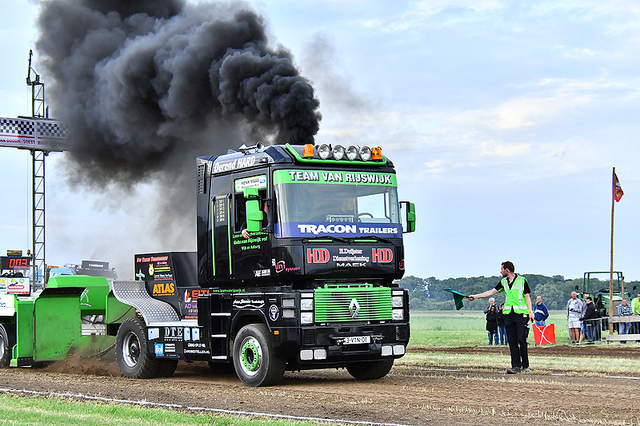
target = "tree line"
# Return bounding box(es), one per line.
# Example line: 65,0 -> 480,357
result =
396,274 -> 640,311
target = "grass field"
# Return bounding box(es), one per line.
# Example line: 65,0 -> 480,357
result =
0,309 -> 632,425
409,309 -> 573,347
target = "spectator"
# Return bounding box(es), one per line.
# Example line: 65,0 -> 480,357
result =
486,305 -> 499,345
579,296 -> 597,344
566,291 -> 583,344
632,293 -> 640,334
484,297 -> 496,314
534,296 -> 549,326
618,298 -> 632,344
578,292 -> 591,344
498,303 -> 508,345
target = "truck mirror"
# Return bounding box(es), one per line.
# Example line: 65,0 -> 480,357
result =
243,187 -> 264,232
400,201 -> 416,233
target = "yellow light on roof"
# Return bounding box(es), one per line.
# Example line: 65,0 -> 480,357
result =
372,147 -> 382,160
303,144 -> 315,158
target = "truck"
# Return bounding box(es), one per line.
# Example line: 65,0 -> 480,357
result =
0,142 -> 415,386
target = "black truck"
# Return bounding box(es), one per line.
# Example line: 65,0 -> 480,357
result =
112,142 -> 416,386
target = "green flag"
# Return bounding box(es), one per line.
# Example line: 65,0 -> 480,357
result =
443,288 -> 467,310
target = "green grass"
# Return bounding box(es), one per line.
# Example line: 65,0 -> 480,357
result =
0,394 -> 333,426
409,309 -> 574,347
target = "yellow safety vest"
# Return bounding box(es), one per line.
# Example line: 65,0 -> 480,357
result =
501,275 -> 529,315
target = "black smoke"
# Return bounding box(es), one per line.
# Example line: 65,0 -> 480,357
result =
36,0 -> 321,185
35,0 -> 321,270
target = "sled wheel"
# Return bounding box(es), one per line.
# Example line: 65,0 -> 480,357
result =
347,359 -> 394,380
116,317 -> 161,378
0,325 -> 11,368
233,323 -> 285,387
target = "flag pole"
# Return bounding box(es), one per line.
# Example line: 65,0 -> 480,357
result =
609,167 -> 616,334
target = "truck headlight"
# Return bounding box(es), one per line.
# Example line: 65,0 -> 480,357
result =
300,298 -> 313,311
392,309 -> 404,321
392,296 -> 403,308
301,312 -> 314,324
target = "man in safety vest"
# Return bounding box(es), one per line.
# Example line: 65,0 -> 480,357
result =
468,261 -> 534,374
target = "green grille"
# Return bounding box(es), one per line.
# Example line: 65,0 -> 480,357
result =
314,284 -> 392,323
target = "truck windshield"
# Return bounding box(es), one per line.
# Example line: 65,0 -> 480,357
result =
273,169 -> 401,238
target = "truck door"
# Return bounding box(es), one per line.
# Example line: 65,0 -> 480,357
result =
231,175 -> 271,281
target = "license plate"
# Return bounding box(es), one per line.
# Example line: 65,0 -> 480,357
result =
343,336 -> 371,345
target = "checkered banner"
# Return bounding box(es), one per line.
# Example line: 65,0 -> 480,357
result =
0,116 -> 69,151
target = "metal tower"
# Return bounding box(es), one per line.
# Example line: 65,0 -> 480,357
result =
26,50 -> 48,285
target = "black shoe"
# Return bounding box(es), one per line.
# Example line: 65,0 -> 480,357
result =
506,367 -> 521,374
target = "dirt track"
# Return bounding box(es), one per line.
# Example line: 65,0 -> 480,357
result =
2,345 -> 640,426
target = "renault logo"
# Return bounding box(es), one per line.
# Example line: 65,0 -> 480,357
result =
349,298 -> 360,318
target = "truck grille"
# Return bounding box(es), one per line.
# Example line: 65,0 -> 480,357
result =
314,284 -> 392,323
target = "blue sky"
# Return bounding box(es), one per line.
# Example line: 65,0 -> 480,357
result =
2,0 -> 640,281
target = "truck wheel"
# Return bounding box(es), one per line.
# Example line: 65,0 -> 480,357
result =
233,323 -> 285,387
0,325 -> 11,368
347,359 -> 394,380
116,317 -> 161,379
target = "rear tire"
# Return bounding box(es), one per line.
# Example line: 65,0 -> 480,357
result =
0,325 -> 11,367
233,323 -> 285,387
347,359 -> 394,380
116,317 -> 161,378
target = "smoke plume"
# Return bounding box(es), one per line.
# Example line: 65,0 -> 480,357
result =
35,0 -> 321,272
36,0 -> 321,185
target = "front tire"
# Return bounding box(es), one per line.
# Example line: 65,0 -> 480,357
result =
232,323 -> 285,387
347,359 -> 394,380
116,317 -> 161,378
0,325 -> 11,367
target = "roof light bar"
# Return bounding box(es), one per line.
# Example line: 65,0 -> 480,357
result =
346,145 -> 358,161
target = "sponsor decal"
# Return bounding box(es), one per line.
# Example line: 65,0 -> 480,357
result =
184,349 -> 210,355
233,298 -> 265,309
372,248 -> 393,263
306,248 -> 330,264
164,326 -> 183,341
278,170 -> 396,186
184,289 -> 210,303
192,328 -> 200,340
165,343 -> 176,353
186,342 -> 206,348
154,343 -> 164,355
148,328 -> 160,340
234,175 -> 267,192
275,222 -> 401,238
184,328 -> 191,341
213,155 -> 257,173
253,269 -> 271,278
269,304 -> 279,321
136,255 -> 169,263
274,260 -> 301,274
152,282 -> 175,296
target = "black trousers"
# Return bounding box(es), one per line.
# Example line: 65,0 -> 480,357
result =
504,312 -> 529,369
